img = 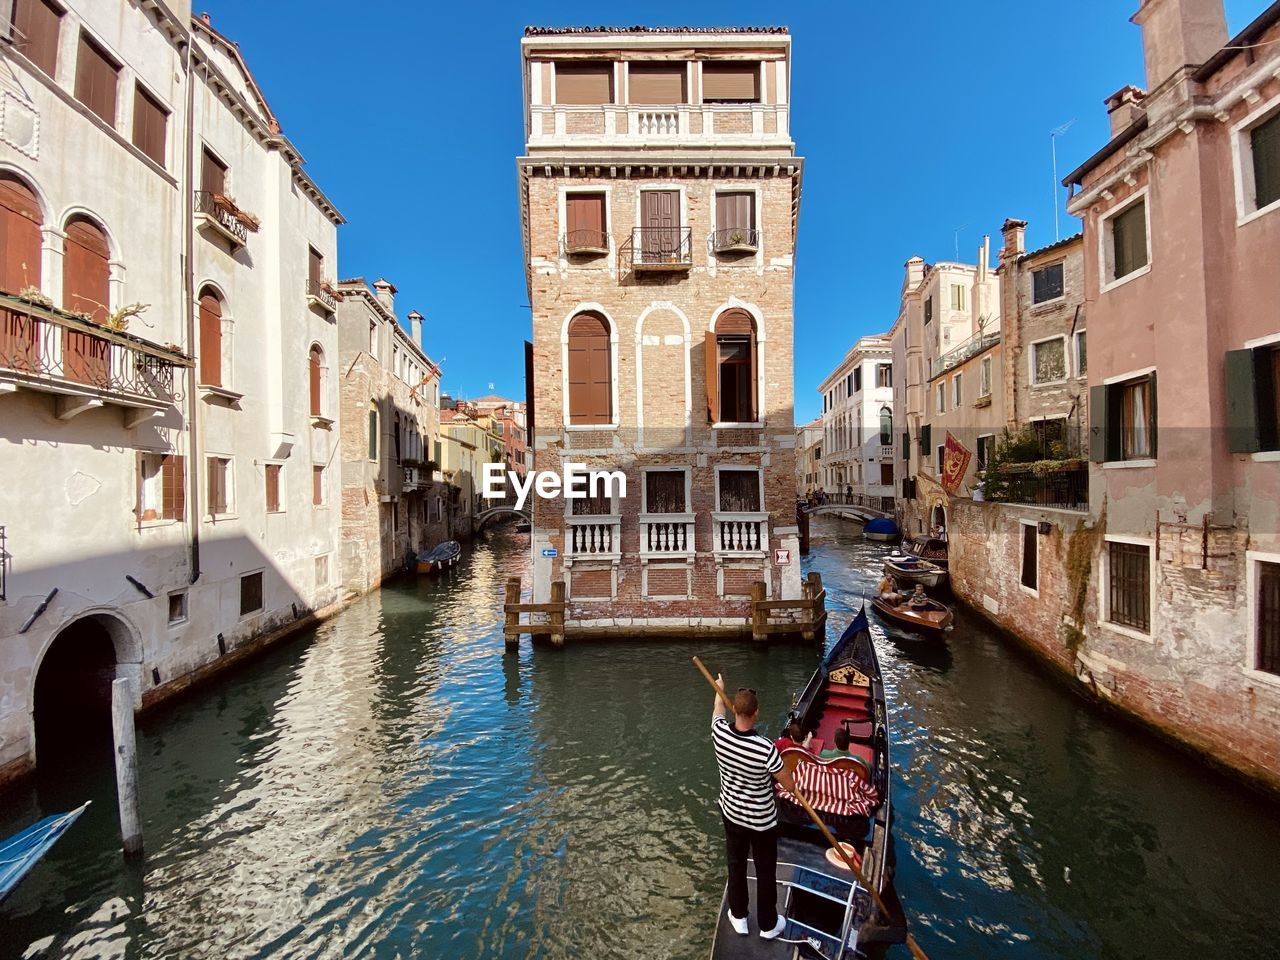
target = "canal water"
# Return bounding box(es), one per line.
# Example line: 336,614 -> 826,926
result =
4,518 -> 1280,960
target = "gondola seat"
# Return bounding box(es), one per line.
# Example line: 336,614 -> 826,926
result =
777,748 -> 879,818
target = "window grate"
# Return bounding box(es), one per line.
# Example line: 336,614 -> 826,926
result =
1108,541 -> 1150,632
1258,561 -> 1280,675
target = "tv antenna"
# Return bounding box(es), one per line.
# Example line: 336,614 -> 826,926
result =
1050,120 -> 1076,241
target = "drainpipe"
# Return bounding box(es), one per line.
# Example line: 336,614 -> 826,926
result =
182,36 -> 201,584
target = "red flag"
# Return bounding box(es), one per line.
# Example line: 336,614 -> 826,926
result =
941,431 -> 973,495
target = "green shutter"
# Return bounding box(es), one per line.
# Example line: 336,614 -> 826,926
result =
368,409 -> 377,460
1147,371 -> 1158,459
1113,200 -> 1148,279
1089,384 -> 1109,462
920,423 -> 932,450
1253,113 -> 1280,210
1225,350 -> 1261,453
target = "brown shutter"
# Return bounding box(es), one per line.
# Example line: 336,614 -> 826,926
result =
131,84 -> 167,165
198,290 -> 222,386
313,466 -> 323,505
135,451 -> 145,518
567,313 -> 611,425
566,193 -> 605,247
201,149 -> 226,196
74,32 -> 119,125
704,330 -> 719,422
62,217 -> 109,385
629,63 -> 686,104
0,175 -> 42,371
716,309 -> 754,336
702,62 -> 759,102
555,62 -> 612,104
309,346 -> 322,416
162,455 -> 184,520
13,0 -> 62,76
265,463 -> 280,512
308,247 -> 323,283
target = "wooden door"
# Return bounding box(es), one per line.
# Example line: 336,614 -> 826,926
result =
641,190 -> 677,262
0,175 -> 43,371
61,217 -> 110,386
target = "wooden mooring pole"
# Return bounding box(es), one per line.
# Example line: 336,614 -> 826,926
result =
750,581 -> 767,643
504,577 -> 521,648
549,580 -> 566,648
110,676 -> 143,856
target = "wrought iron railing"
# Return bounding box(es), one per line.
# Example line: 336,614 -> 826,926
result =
306,278 -> 337,311
624,227 -> 693,270
194,191 -> 249,244
0,294 -> 189,402
712,227 -> 759,252
931,331 -> 1000,379
564,229 -> 610,254
986,461 -> 1088,511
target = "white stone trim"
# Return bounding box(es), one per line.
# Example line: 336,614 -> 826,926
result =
1028,333 -> 1070,388
1102,364 -> 1156,386
634,301 -> 692,448
1230,91 -> 1280,226
1245,550 -> 1280,690
560,301 -> 620,430
709,298 -> 767,426
1243,331 -> 1280,350
1097,533 -> 1156,643
1098,187 -> 1152,294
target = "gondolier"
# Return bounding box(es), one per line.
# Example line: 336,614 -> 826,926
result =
710,677 -> 798,940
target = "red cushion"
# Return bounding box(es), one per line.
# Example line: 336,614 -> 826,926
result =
778,760 -> 879,818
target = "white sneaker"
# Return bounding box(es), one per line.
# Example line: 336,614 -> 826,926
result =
727,911 -> 749,936
760,916 -> 786,940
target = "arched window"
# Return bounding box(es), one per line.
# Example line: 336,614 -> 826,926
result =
198,286 -> 223,387
707,308 -> 757,423
62,215 -> 110,385
879,406 -> 893,446
0,174 -> 43,371
566,311 -> 611,425
368,402 -> 378,460
393,411 -> 402,463
308,344 -> 323,416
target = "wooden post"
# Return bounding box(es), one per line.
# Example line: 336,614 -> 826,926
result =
809,571 -> 826,639
504,577 -> 520,648
750,581 -> 767,644
800,573 -> 815,642
550,580 -> 566,648
798,505 -> 810,555
110,677 -> 142,856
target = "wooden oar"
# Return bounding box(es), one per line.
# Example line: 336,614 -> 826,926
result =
693,656 -> 930,960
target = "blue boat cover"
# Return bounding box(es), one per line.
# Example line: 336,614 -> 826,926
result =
0,802 -> 89,901
864,518 -> 899,536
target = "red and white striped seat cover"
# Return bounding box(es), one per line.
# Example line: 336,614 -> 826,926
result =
777,759 -> 879,818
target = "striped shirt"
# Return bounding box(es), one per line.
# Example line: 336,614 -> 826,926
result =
712,716 -> 784,830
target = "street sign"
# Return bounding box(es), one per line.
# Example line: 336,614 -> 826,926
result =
541,548 -> 558,558
774,548 -> 791,566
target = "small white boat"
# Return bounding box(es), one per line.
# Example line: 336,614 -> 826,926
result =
882,552 -> 947,589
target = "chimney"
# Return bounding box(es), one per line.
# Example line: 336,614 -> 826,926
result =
904,255 -> 925,290
978,235 -> 990,281
407,309 -> 423,348
372,277 -> 397,312
1000,218 -> 1027,266
1104,85 -> 1147,135
1131,0 -> 1227,93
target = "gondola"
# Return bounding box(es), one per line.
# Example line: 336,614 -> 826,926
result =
709,609 -> 907,959
415,540 -> 461,575
0,802 -> 89,902
871,592 -> 954,635
901,533 -> 948,570
882,552 -> 947,589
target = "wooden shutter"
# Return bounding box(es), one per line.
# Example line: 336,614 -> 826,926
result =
309,346 -> 322,416
131,84 -> 167,165
1089,384 -> 1109,462
313,466 -> 323,505
207,458 -> 225,515
566,193 -> 605,246
1225,349 -> 1261,453
74,32 -> 118,125
162,455 -> 184,520
920,423 -> 931,450
704,330 -> 719,422
13,0 -> 62,76
567,313 -> 611,425
201,149 -> 226,195
0,175 -> 42,371
1112,200 -> 1148,278
368,409 -> 378,459
716,192 -> 753,232
198,290 -> 222,386
555,62 -> 612,104
62,217 -> 109,385
1253,113 -> 1280,210
1147,371 -> 1158,459
701,62 -> 759,102
629,63 -> 685,104
308,247 -> 323,283
265,463 -> 280,512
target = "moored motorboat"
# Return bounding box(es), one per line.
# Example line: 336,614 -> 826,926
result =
882,552 -> 947,589
871,592 -> 954,635
709,609 -> 907,958
863,517 -> 900,543
415,540 -> 461,574
901,533 -> 948,570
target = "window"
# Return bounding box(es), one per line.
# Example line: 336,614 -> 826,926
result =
309,345 -> 324,417
936,383 -> 946,414
567,311 -> 612,425
200,147 -> 226,196
644,470 -> 687,513
555,61 -> 613,105
1021,523 -> 1038,591
13,0 -> 62,76
628,62 -> 686,104
1032,263 -> 1065,303
879,406 -> 892,445
853,367 -> 862,393
1091,373 -> 1157,462
924,296 -> 933,325
1074,331 -> 1087,377
137,453 -> 184,521
167,591 -> 187,625
876,364 -> 892,388
880,463 -> 894,486
368,406 -> 378,460
714,192 -> 756,251
1107,541 -> 1150,633
198,287 -> 223,387
239,571 -> 263,617
1251,111 -> 1280,211
315,554 -> 330,588
902,431 -> 909,462
565,192 -> 607,252
265,463 -> 282,513
132,84 -> 167,165
1225,344 -> 1280,453
953,373 -> 963,408
708,309 -> 757,423
368,320 -> 377,359
75,32 -> 119,125
1032,337 -> 1067,384
1108,197 -> 1149,283
937,444 -> 946,474
702,61 -> 759,102
1119,378 -> 1153,459
717,469 -> 761,512
976,434 -> 994,470
980,355 -> 993,397
207,456 -> 232,515
950,283 -> 966,311
1257,560 -> 1280,676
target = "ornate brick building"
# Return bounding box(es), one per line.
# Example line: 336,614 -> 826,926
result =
517,26 -> 803,635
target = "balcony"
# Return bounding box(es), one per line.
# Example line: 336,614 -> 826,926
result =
306,278 -> 337,316
984,460 -> 1088,512
566,514 -> 621,560
623,227 -> 693,272
527,103 -> 792,147
0,293 -> 190,422
712,511 -> 768,555
712,227 -> 759,255
195,191 -> 259,248
402,464 -> 427,491
931,331 -> 1000,379
640,513 -> 695,558
563,229 -> 610,257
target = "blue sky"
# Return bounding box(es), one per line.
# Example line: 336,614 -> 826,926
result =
202,0 -> 1262,426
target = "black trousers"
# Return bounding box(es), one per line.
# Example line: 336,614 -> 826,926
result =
722,815 -> 778,929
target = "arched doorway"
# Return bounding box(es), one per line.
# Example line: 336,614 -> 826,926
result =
33,615 -> 121,763
931,503 -> 948,536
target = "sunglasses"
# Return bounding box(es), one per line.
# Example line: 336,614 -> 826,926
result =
737,687 -> 756,695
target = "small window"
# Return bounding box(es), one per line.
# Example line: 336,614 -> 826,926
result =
876,364 -> 892,388
714,192 -> 756,251
1032,338 -> 1067,384
75,31 -> 119,125
924,296 -> 933,325
137,453 -> 185,521
717,469 -> 761,512
197,287 -> 223,387
1107,541 -> 1150,633
936,444 -> 946,473
368,320 -> 377,359
710,310 -> 757,424
309,345 -> 324,417
950,283 -> 966,311
132,84 -> 167,165
936,383 -> 946,414
1032,263 -> 1065,303
313,465 -> 325,506
1109,198 -> 1149,282
555,61 -> 613,105
265,463 -> 282,513
701,61 -> 759,103
1119,378 -> 1153,459
1092,373 -> 1157,462
565,192 -> 607,253
879,406 -> 892,445
1257,560 -> 1280,675
1226,344 -> 1280,453
167,591 -> 187,624
14,0 -> 63,77
644,470 -> 687,513
1251,111 -> 1280,211
980,355 -> 993,397
1075,331 -> 1087,377
368,406 -> 378,460
200,147 -> 226,195
976,435 -> 994,469
315,554 -> 330,588
239,571 -> 264,616
207,456 -> 232,516
901,431 -> 909,462
853,367 -> 863,393
1021,523 -> 1038,591
953,373 -> 963,408
879,463 -> 894,486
